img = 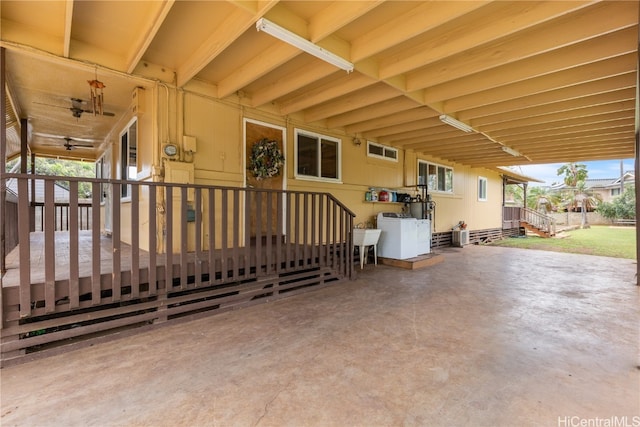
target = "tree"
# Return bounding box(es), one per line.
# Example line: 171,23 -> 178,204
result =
504,184 -> 524,205
597,186 -> 636,221
557,162 -> 588,187
526,186 -> 560,213
566,181 -> 602,229
29,158 -> 95,198
556,162 -> 593,227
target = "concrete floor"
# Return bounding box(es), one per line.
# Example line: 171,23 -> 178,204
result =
1,245 -> 639,426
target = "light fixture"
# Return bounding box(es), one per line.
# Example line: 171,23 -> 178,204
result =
256,18 -> 354,73
353,137 -> 362,146
439,114 -> 475,133
501,146 -> 521,157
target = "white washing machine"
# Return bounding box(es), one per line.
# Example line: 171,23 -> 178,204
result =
377,212 -> 419,260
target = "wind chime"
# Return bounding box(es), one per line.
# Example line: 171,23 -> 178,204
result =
87,69 -> 105,116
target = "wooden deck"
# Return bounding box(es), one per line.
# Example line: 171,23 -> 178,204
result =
1,175 -> 356,364
3,231 -> 136,287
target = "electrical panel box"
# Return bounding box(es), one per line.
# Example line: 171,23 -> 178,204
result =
164,161 -> 195,202
131,87 -> 145,115
183,135 -> 197,153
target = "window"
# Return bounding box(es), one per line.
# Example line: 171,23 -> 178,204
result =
478,176 -> 488,201
417,160 -> 453,193
367,141 -> 398,161
611,188 -> 621,196
120,118 -> 137,198
295,129 -> 341,181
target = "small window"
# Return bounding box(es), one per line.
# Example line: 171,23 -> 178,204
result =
120,118 -> 137,198
478,176 -> 488,201
611,188 -> 621,196
367,141 -> 398,161
417,160 -> 453,193
295,129 -> 341,181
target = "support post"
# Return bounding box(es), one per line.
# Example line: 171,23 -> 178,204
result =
1,47 -> 6,277
635,16 -> 639,286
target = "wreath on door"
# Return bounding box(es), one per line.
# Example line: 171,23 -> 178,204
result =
249,138 -> 285,180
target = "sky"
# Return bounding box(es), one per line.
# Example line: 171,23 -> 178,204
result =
511,158 -> 635,187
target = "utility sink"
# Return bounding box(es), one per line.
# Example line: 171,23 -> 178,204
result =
353,228 -> 382,269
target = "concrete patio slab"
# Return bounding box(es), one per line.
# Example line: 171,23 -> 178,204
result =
1,245 -> 639,426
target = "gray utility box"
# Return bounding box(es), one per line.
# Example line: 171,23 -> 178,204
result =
452,230 -> 469,247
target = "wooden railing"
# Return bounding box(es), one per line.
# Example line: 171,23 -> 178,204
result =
520,207 -> 556,236
1,174 -> 355,361
502,206 -> 521,230
503,206 -> 556,236
32,201 -> 93,231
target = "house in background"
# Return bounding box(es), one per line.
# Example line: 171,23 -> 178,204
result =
551,172 -> 635,204
1,1 -> 637,363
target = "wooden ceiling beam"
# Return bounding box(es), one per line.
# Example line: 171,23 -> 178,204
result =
448,54 -> 637,114
218,42 -> 301,99
249,62 -> 336,107
345,106 -> 437,135
519,142 -> 632,158
379,1 -> 591,79
63,0 -> 74,58
476,98 -> 636,131
308,0 -> 383,42
177,3 -> 278,88
400,134 -> 489,150
488,114 -> 635,140
422,27 -> 636,102
351,1 -> 491,62
325,96 -> 419,128
125,1 -> 175,73
503,126 -> 635,146
512,134 -> 633,149
460,72 -> 637,124
365,116 -> 441,138
279,73 -> 377,115
487,112 -> 635,139
304,83 -> 399,123
419,144 -> 500,157
407,2 -> 636,90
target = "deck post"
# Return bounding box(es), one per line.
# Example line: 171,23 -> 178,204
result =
1,47 -> 7,277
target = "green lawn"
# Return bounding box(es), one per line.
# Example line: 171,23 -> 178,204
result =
489,225 -> 637,259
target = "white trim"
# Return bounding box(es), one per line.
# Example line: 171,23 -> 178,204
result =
119,117 -> 138,199
294,128 -> 342,183
478,176 -> 488,201
417,159 -> 454,193
366,140 -> 398,162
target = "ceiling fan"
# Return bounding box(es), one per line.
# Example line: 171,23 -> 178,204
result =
60,137 -> 94,150
35,133 -> 97,150
34,97 -> 116,118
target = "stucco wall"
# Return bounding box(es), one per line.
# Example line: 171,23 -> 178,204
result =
550,211 -> 609,226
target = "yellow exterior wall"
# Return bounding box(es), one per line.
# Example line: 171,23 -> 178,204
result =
108,86 -> 156,250
105,88 -> 509,252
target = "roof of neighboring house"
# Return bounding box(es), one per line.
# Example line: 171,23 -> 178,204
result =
551,172 -> 635,191
5,178 -> 70,202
